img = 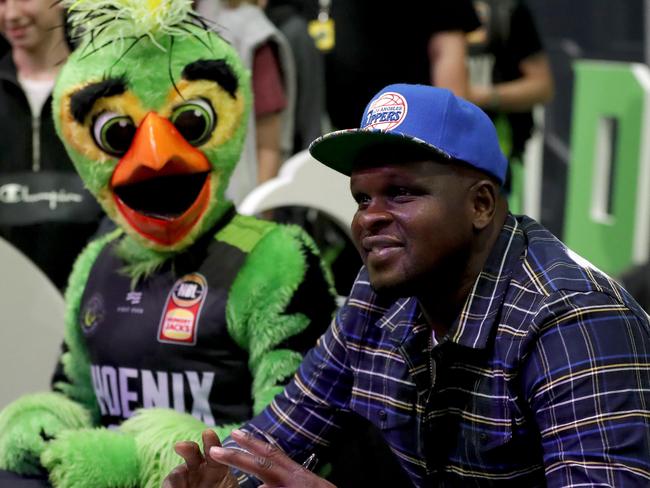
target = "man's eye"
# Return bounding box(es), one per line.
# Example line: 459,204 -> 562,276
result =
170,98 -> 216,146
392,187 -> 414,198
353,194 -> 370,207
92,111 -> 136,157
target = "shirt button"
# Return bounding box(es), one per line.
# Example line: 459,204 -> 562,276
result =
479,433 -> 489,443
378,410 -> 387,421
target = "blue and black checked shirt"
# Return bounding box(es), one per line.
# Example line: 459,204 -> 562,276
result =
232,214 -> 650,487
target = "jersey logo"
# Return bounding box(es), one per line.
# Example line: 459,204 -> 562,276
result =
158,273 -> 208,345
126,291 -> 142,305
363,92 -> 408,131
81,293 -> 105,334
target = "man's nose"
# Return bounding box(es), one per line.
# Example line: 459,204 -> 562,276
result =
5,0 -> 20,21
356,199 -> 392,231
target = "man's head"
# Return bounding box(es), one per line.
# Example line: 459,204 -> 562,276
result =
0,0 -> 65,52
310,84 -> 508,297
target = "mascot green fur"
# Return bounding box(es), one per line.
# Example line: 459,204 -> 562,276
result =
0,1 -> 335,486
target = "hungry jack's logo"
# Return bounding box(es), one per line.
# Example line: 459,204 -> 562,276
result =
158,273 -> 208,345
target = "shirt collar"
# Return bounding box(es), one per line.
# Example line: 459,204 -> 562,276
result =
447,213 -> 524,349
371,214 -> 524,350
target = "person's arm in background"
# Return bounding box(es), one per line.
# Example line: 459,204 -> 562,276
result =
429,30 -> 470,98
256,111 -> 283,183
468,3 -> 554,112
252,42 -> 287,184
468,51 -> 553,112
428,0 -> 481,98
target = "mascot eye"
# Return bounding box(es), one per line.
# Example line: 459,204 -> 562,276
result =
92,112 -> 136,157
170,99 -> 216,146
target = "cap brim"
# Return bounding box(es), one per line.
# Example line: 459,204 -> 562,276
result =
309,129 -> 449,176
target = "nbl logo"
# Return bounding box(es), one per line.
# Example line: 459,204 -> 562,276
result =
172,274 -> 206,307
363,92 -> 408,131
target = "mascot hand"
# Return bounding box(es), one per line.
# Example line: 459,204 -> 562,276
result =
41,428 -> 139,488
0,392 -> 92,475
120,408 -> 238,488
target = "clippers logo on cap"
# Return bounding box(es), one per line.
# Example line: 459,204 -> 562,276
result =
363,92 -> 408,131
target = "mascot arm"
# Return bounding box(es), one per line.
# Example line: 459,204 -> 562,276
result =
0,231 -> 120,476
38,224 -> 334,488
111,223 -> 335,488
227,224 -> 336,414
52,229 -> 122,415
117,409 -> 239,488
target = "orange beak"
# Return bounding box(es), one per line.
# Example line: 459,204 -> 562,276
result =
111,112 -> 212,246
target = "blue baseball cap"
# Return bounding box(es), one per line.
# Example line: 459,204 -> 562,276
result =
309,83 -> 507,184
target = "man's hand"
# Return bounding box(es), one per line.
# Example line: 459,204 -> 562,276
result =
210,429 -> 336,488
163,430 -> 238,488
163,429 -> 336,488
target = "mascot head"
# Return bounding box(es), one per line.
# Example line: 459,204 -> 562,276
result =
53,0 -> 251,261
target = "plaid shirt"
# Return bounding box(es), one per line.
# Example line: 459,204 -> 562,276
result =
231,214 -> 650,487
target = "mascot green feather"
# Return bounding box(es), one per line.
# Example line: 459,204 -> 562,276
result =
0,1 -> 336,487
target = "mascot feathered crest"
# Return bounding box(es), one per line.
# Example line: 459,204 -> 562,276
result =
67,0 -> 196,41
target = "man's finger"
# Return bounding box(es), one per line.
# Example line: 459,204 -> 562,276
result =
202,429 -> 226,469
209,445 -> 288,486
231,429 -> 296,471
174,441 -> 204,471
162,464 -> 189,488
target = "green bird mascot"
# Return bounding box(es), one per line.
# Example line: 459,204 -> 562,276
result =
0,1 -> 336,486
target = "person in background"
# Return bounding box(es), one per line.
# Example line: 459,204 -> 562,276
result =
0,33 -> 7,58
195,0 -> 295,204
303,0 -> 480,130
0,0 -> 102,290
164,84 -> 650,488
466,0 -> 553,208
262,0 -> 326,154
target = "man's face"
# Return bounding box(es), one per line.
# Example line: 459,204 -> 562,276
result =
0,0 -> 63,51
350,159 -> 475,296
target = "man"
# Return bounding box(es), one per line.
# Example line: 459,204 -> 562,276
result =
164,84 -> 650,487
263,0 -> 325,155
0,0 -> 102,289
304,0 -> 480,130
466,0 -> 554,209
194,0 -> 295,204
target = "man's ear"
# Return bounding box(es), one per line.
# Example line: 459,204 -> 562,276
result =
470,179 -> 498,230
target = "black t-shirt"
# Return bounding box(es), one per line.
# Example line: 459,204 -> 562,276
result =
68,220 -> 334,428
492,2 -> 543,83
468,0 -> 544,157
315,0 -> 480,129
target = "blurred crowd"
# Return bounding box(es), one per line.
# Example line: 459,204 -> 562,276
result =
0,0 -> 556,296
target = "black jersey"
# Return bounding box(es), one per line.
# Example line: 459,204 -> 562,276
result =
79,231 -> 250,427
74,212 -> 335,428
